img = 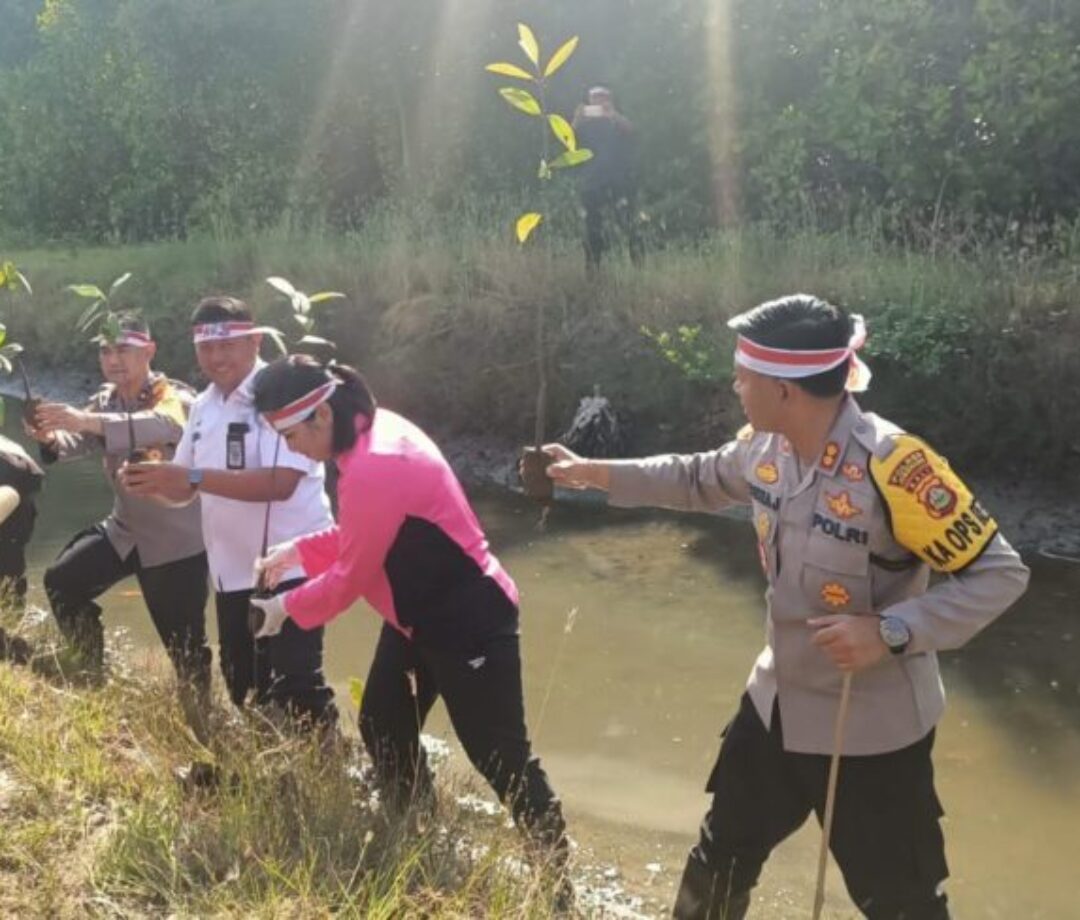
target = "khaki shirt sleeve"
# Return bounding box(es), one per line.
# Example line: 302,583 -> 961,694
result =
607,439 -> 752,513
100,383 -> 189,455
882,532 -> 1029,654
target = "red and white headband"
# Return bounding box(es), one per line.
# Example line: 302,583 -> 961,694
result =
263,380 -> 337,432
112,330 -> 152,348
733,315 -> 871,393
192,321 -> 257,344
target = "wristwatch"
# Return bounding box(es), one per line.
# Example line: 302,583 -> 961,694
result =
187,467 -> 205,491
879,615 -> 911,655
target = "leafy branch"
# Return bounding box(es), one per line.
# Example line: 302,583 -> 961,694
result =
66,271 -> 133,344
0,261 -> 31,376
486,23 -> 592,245
264,276 -> 344,355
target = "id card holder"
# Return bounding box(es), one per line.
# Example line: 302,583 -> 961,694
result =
226,422 -> 249,470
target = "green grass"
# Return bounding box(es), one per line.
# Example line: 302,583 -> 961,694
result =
0,622 -> 572,919
4,200 -> 1079,474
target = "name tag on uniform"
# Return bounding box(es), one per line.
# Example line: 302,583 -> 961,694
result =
226,422 -> 249,469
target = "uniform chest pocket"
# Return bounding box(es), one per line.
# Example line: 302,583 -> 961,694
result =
800,530 -> 872,615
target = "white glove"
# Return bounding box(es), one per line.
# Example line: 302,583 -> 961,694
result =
249,594 -> 289,639
253,540 -> 300,590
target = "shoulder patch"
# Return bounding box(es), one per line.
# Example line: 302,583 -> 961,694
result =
869,434 -> 997,573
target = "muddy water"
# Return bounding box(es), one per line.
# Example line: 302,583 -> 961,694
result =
11,406 -> 1077,918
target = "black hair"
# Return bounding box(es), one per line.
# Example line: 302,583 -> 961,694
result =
190,295 -> 253,325
253,355 -> 377,454
115,310 -> 150,335
728,293 -> 852,397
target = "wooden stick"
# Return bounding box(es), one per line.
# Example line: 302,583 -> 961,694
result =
812,671 -> 854,920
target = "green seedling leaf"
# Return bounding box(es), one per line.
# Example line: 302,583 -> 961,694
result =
499,87 -> 542,116
292,292 -> 311,316
16,271 -> 31,295
517,23 -> 540,67
76,301 -> 106,332
298,335 -> 336,349
548,113 -> 576,151
109,272 -> 132,295
0,355 -> 10,375
516,212 -> 543,245
485,61 -> 534,81
67,284 -> 106,301
266,276 -> 297,298
309,292 -> 345,305
549,148 -> 594,170
0,324 -> 6,348
544,36 -> 579,77
538,159 -> 552,180
349,676 -> 365,711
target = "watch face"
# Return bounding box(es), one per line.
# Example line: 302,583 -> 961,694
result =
880,616 -> 910,649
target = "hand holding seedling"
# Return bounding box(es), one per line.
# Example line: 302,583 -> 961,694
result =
33,402 -> 101,436
120,460 -> 190,502
540,443 -> 611,491
253,541 -> 300,591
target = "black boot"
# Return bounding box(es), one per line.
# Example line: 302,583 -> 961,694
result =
673,854 -> 752,920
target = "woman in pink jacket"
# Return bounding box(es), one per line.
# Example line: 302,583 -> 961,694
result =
248,356 -> 567,858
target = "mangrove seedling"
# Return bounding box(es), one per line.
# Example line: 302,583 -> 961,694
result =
486,23 -> 592,503
265,276 -> 343,355
67,271 -> 133,336
0,260 -> 38,428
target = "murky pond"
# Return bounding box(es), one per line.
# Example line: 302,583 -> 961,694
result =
10,405 -> 1077,918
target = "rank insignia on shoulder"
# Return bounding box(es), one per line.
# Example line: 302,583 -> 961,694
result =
821,441 -> 841,471
821,582 -> 851,608
825,490 -> 862,520
756,462 -> 779,485
870,434 -> 998,573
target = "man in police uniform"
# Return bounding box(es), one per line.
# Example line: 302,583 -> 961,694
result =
121,296 -> 337,730
543,294 -> 1030,919
28,313 -> 210,702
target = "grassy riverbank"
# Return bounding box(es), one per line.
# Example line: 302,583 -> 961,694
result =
5,204 -> 1080,475
0,642 -> 569,918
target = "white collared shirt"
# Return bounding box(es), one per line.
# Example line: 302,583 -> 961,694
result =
174,360 -> 333,593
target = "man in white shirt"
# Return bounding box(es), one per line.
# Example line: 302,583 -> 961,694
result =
122,296 -> 337,728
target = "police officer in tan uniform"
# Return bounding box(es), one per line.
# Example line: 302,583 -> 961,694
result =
29,313 -> 210,700
543,295 -> 1030,919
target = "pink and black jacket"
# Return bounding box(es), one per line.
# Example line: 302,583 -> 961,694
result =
282,409 -> 519,646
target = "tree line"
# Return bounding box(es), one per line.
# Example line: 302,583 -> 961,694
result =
1,0 -> 1077,244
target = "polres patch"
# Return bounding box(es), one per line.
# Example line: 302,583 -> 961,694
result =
871,434 -> 998,573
